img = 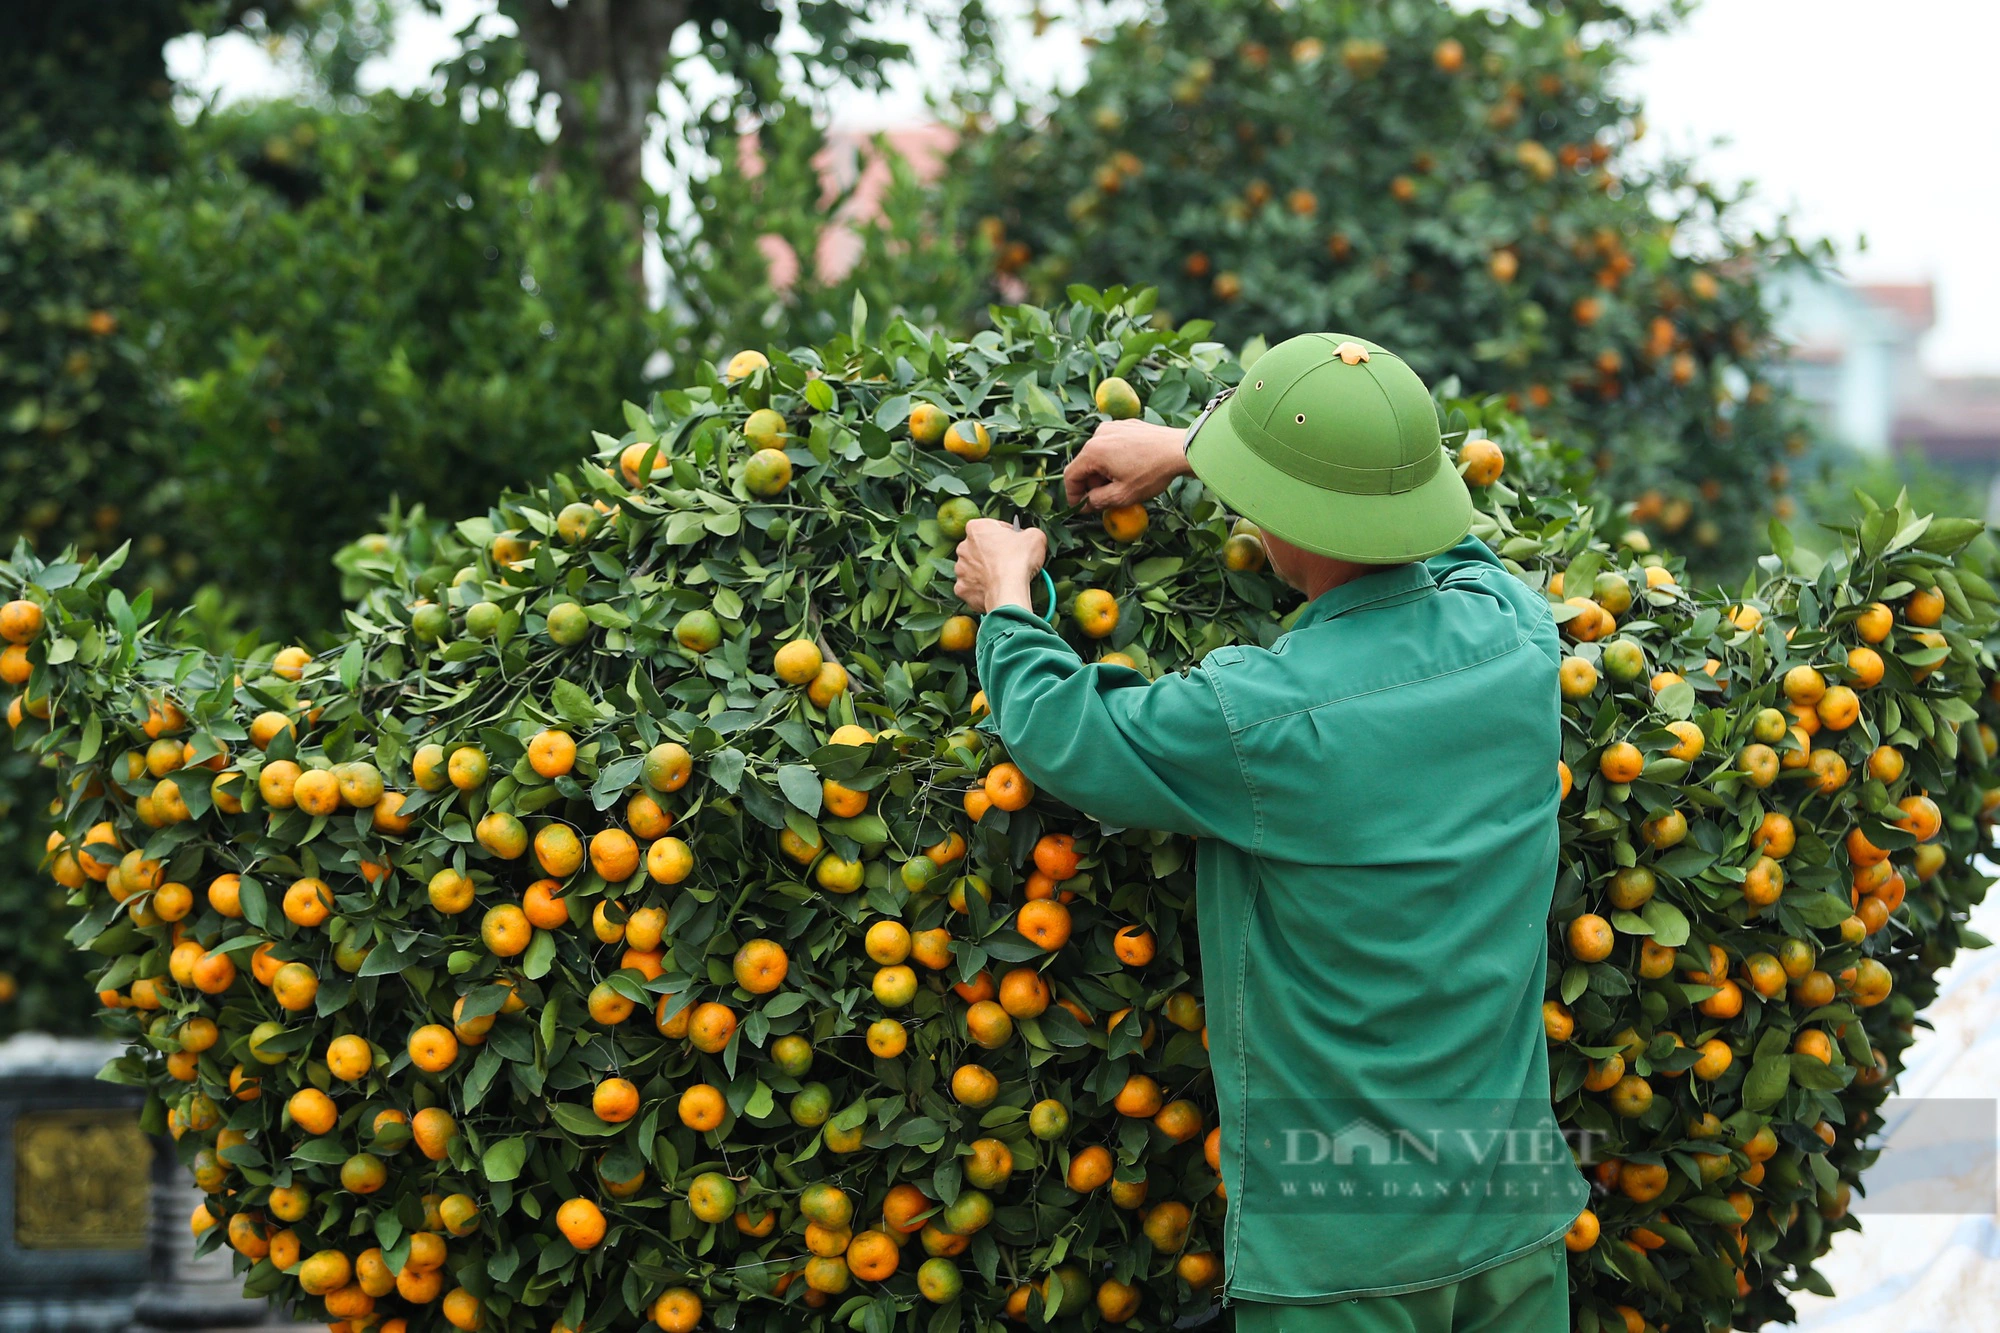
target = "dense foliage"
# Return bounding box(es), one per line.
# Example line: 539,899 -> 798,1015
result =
4,292 -> 1995,1332
143,87 -> 659,637
964,0 -> 1820,572
0,155 -> 185,1036
0,157 -> 188,595
2,84 -> 645,642
0,1 -> 186,172
0,1 -> 400,169
0,745 -> 91,1032
0,42 -> 659,1029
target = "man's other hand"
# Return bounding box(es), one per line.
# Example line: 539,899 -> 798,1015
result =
1063,420 -> 1195,510
954,520 -> 1047,615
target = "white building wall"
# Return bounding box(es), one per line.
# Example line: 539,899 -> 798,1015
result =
1768,269 -> 1929,456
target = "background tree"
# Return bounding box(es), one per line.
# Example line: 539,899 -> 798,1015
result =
0,3 -> 653,1028
2,1 -> 193,172
144,77 -> 658,637
0,0 -> 227,1030
0,1 -> 400,169
0,0 -> 1006,1034
961,0 -> 1824,569
492,0 -> 993,215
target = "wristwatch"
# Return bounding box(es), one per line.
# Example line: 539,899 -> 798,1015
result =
1184,386 -> 1234,454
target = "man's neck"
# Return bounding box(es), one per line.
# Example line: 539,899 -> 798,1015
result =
1298,560 -> 1379,601
1265,533 -> 1414,601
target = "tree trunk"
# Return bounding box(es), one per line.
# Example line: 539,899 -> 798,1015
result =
505,0 -> 691,207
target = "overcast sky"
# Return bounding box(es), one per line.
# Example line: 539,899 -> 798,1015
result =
167,0 -> 2000,375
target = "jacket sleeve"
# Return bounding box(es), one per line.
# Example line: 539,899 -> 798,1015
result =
974,606 -> 1253,840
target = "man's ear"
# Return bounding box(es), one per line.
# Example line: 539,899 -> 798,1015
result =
1262,535 -> 1304,593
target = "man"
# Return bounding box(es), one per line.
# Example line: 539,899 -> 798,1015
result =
952,334 -> 1588,1332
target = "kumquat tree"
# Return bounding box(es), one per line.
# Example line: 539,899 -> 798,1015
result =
6,289 -> 1997,1333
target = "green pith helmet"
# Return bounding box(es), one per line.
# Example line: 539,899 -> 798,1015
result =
1185,332 -> 1473,563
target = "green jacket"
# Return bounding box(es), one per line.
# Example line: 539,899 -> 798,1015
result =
976,536 -> 1589,1302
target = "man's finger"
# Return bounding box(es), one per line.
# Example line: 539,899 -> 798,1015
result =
1063,445 -> 1107,505
1070,469 -> 1112,509
1087,483 -> 1127,511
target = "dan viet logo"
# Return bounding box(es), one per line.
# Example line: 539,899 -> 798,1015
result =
1239,1097 -> 1997,1217
1241,1100 -> 1587,1215
1281,1116 -> 1576,1169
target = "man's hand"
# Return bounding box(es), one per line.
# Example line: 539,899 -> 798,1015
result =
954,520 -> 1047,615
1063,420 -> 1194,510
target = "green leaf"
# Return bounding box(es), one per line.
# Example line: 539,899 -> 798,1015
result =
551,679 -> 601,728
458,985 -> 512,1022
707,748 -> 746,794
238,876 -> 269,931
358,936 -> 416,977
522,928 -> 556,981
1935,569 -> 1978,625
483,1136 -> 530,1182
823,813 -> 889,847
292,1138 -> 351,1164
1742,1056 -> 1791,1110
1677,1194 -> 1751,1226
1653,847 -> 1713,880
1791,1055 -> 1851,1091
893,1117 -> 945,1146
762,992 -> 807,1019
1885,513 -> 1934,553
1639,899 -> 1690,948
1791,892 -> 1853,928
1767,519 -> 1794,565
1914,516 -> 1985,554
591,755 -> 646,809
1564,549 -> 1603,599
1639,757 -> 1688,783
550,1105 -> 625,1138
1860,508 -> 1896,557
777,764 -> 823,816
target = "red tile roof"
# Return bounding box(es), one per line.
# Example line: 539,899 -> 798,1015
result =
1858,282 -> 1936,334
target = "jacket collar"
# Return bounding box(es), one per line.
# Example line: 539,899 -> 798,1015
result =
1291,560 -> 1439,630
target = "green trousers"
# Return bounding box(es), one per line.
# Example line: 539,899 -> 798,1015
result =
1229,1241 -> 1567,1333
